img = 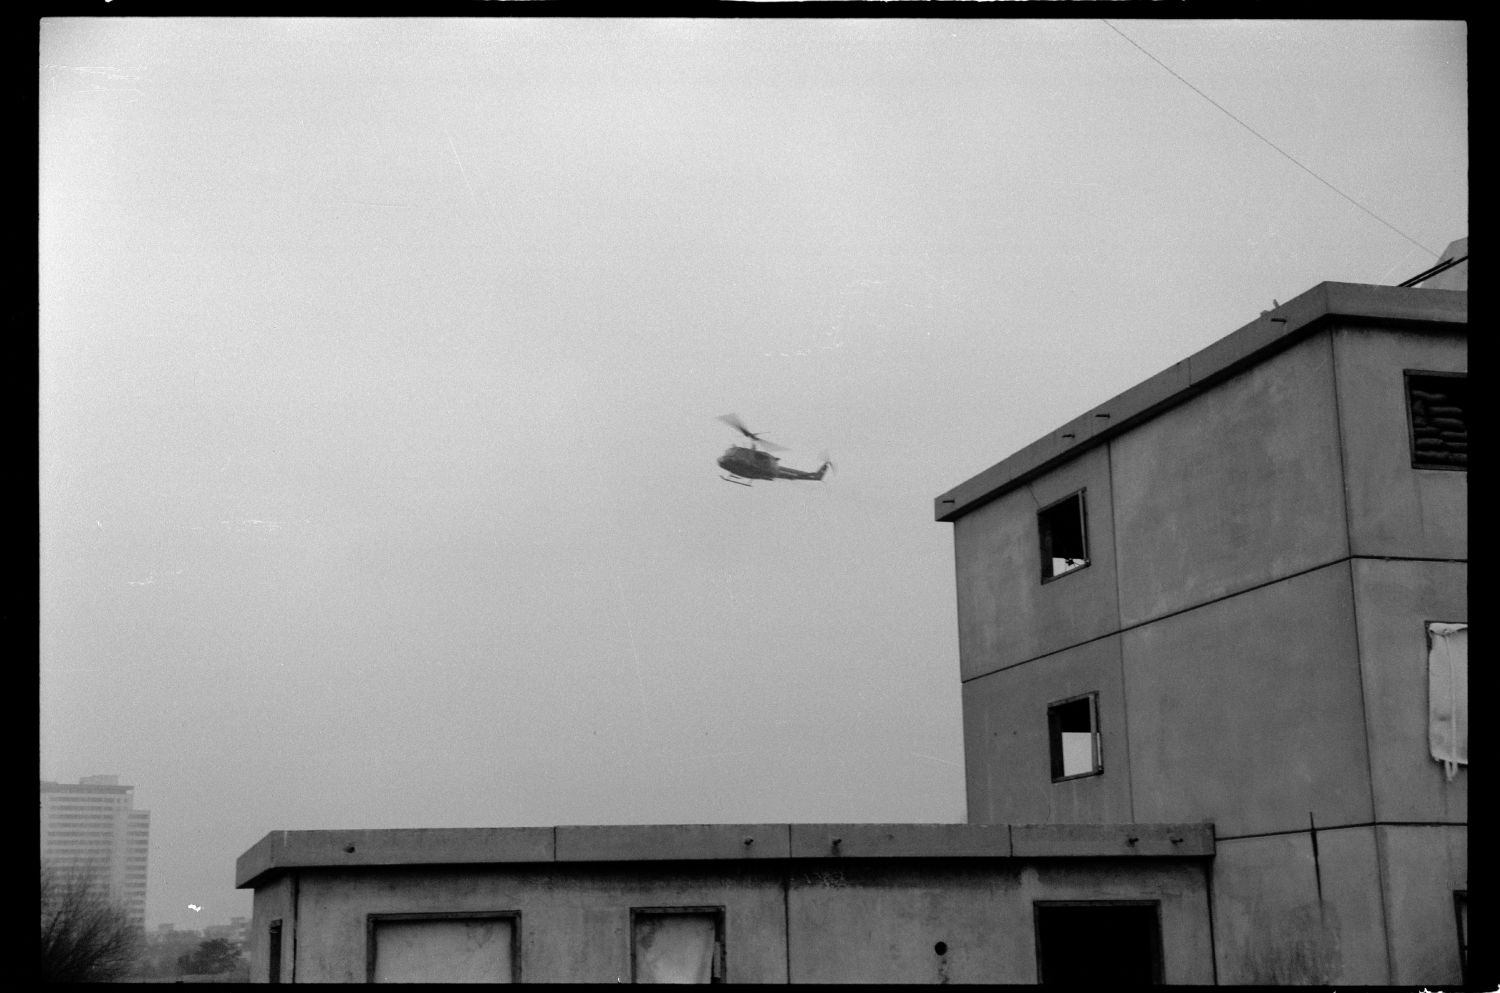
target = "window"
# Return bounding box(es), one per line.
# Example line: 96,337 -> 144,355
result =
1048,693 -> 1101,781
267,919 -> 282,985
1034,901 -> 1163,984
367,912 -> 520,984
1454,891 -> 1468,984
631,907 -> 725,984
1406,371 -> 1467,470
1038,491 -> 1089,581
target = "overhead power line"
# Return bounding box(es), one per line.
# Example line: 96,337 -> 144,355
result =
1101,20 -> 1440,259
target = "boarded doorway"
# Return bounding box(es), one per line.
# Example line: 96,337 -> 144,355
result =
1034,901 -> 1163,984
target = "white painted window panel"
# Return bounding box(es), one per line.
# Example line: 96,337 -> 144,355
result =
1428,622 -> 1468,780
634,913 -> 716,984
1061,731 -> 1095,777
372,918 -> 513,984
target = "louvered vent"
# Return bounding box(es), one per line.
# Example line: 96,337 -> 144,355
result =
1406,372 -> 1468,470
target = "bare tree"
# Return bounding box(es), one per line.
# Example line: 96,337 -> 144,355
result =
39,860 -> 142,983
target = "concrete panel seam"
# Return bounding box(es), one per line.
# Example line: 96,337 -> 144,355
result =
960,555 -> 1363,684
1106,438 -> 1136,825
1348,554 -> 1468,564
1374,823 -> 1397,981
1213,819 -> 1464,843
1344,558 -> 1381,830
1327,330 -> 1356,568
1204,825 -> 1219,986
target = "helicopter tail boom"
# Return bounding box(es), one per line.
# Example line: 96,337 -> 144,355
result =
772,460 -> 831,481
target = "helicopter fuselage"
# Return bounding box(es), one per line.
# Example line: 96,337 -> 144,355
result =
718,446 -> 827,482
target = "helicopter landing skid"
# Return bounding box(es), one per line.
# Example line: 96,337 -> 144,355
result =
720,475 -> 753,487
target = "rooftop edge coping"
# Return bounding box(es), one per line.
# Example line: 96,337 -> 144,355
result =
235,822 -> 1214,889
933,281 -> 1467,523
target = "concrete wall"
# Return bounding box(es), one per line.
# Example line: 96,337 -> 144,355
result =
1331,325 -> 1466,560
1376,824 -> 1467,984
952,444 -> 1118,679
1349,558 -> 1467,822
956,332 -> 1374,837
786,859 -> 1212,985
1121,562 -> 1371,837
287,864 -> 789,983
248,875 -> 296,984
1110,332 -> 1349,627
1211,827 -> 1389,985
1210,822 -> 1470,986
963,635 -> 1133,825
246,855 -> 1214,984
941,295 -> 1467,987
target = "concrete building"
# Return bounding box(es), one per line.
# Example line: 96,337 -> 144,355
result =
934,276 -> 1466,984
41,774 -> 151,929
235,259 -> 1465,984
237,823 -> 1215,983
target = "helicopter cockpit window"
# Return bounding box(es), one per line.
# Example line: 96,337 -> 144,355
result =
1038,491 -> 1089,582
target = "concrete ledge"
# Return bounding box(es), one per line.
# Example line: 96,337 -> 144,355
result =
554,824 -> 791,862
935,281 -> 1467,522
1011,823 -> 1214,858
234,827 -> 555,888
234,832 -> 282,889
789,823 -> 1012,859
236,821 -> 1217,888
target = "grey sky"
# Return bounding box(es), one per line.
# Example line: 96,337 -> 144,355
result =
39,18 -> 1466,929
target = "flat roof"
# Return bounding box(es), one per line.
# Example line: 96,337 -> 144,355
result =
934,281 -> 1467,523
236,821 -> 1214,889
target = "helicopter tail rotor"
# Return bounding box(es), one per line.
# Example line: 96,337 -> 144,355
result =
716,413 -> 787,452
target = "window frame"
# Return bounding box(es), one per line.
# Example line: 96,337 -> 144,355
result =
1038,489 -> 1091,583
1404,369 -> 1468,471
629,905 -> 726,984
1033,899 -> 1164,985
1047,692 -> 1103,783
365,910 -> 523,984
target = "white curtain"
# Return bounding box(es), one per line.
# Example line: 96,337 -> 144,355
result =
634,913 -> 717,984
1428,622 -> 1468,781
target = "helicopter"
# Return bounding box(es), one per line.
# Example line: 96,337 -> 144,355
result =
715,413 -> 831,486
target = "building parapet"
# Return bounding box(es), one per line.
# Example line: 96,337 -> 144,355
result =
235,821 -> 1214,889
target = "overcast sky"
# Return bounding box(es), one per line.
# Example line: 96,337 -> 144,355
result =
39,17 -> 1466,930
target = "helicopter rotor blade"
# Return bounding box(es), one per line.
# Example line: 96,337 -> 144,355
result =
715,412 -> 751,435
716,413 -> 787,452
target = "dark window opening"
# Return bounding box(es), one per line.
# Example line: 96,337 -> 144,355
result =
1455,891 -> 1468,985
631,907 -> 725,984
1034,902 -> 1163,985
268,919 -> 282,985
1406,371 -> 1467,470
1048,694 -> 1101,781
1039,491 -> 1089,581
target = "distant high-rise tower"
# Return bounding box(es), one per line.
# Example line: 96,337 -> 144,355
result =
40,775 -> 150,929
